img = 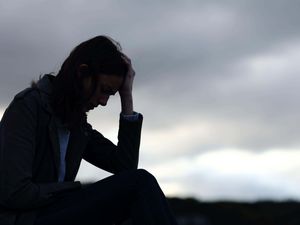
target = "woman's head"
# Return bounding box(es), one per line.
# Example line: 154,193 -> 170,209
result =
52,35 -> 128,127
60,35 -> 128,79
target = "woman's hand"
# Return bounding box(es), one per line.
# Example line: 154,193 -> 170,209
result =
119,53 -> 135,115
119,53 -> 135,97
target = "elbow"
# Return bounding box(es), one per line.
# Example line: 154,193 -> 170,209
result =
1,191 -> 26,209
0,183 -> 40,210
1,191 -> 32,210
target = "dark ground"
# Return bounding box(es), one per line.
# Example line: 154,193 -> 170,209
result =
167,197 -> 300,225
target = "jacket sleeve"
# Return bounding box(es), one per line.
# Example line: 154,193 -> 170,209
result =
0,95 -> 81,210
83,114 -> 143,174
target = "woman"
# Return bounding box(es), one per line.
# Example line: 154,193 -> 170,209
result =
0,36 -> 178,225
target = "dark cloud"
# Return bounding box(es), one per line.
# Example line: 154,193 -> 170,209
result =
2,0 -> 300,200
2,0 -> 300,151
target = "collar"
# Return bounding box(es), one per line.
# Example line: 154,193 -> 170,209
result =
36,74 -> 55,114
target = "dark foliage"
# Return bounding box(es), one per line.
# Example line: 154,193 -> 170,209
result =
167,197 -> 300,225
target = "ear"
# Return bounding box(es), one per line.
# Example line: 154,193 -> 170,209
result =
77,64 -> 90,78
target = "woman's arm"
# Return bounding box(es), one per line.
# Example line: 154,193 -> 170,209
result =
83,113 -> 143,174
83,53 -> 143,173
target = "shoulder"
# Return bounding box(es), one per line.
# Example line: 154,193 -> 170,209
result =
0,88 -> 43,129
14,87 -> 40,101
7,87 -> 43,115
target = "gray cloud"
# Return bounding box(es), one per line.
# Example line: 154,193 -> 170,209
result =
2,0 -> 300,149
2,0 -> 300,200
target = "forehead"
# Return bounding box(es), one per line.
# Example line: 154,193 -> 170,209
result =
96,74 -> 123,87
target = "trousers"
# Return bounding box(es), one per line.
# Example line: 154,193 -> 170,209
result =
34,169 -> 179,225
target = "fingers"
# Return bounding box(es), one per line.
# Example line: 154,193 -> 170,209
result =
121,53 -> 135,76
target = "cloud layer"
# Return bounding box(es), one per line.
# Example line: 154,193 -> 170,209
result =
1,0 -> 300,201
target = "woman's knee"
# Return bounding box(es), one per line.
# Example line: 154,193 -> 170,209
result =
135,168 -> 158,186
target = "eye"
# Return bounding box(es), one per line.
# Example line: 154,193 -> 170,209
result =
101,86 -> 116,95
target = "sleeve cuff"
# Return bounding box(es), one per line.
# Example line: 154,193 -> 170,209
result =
120,111 -> 140,121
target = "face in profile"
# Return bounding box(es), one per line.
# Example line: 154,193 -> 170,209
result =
83,74 -> 123,112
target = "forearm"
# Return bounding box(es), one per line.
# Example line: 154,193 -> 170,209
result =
116,114 -> 143,169
120,93 -> 133,115
2,180 -> 81,209
119,53 -> 135,115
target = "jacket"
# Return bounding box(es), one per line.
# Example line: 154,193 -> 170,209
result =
0,75 -> 143,225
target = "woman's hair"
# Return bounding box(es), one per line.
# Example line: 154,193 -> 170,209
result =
51,35 -> 128,128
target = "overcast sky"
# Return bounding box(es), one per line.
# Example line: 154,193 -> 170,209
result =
1,0 -> 300,201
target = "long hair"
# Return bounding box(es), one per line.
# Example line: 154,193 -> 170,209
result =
51,35 -> 128,129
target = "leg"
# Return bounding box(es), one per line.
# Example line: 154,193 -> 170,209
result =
129,169 -> 178,225
34,169 -> 178,225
